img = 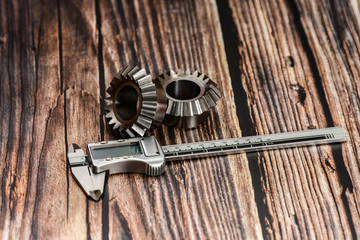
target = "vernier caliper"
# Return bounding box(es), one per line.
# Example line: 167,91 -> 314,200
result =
68,127 -> 347,200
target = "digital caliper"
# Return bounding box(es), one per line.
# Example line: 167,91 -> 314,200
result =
68,127 -> 347,200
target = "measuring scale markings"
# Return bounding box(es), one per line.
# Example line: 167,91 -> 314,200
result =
162,128 -> 347,161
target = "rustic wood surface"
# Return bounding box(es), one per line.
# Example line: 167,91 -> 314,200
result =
0,0 -> 359,239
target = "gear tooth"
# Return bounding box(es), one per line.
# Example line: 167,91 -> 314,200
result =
109,80 -> 122,93
131,124 -> 146,136
192,100 -> 202,115
142,91 -> 157,101
124,129 -> 136,138
172,102 -> 180,115
136,115 -> 152,129
158,76 -> 167,85
203,93 -> 216,108
106,86 -> 114,95
108,118 -> 117,125
140,83 -> 156,93
121,66 -> 132,77
171,102 -> 179,115
208,88 -> 221,102
142,99 -> 157,105
141,108 -> 156,118
114,69 -> 124,79
204,74 -> 211,80
113,75 -> 122,81
110,81 -> 116,88
169,70 -> 176,76
172,102 -> 184,116
192,70 -> 199,77
110,76 -> 121,86
157,73 -> 167,83
130,68 -> 147,81
177,69 -> 184,75
166,100 -> 174,114
209,83 -> 221,94
183,102 -> 193,116
104,97 -> 113,104
198,73 -> 206,81
143,102 -> 157,111
198,97 -> 209,113
137,75 -> 153,86
113,122 -> 122,129
185,69 -> 191,75
104,104 -> 112,111
190,101 -> 201,116
127,66 -> 140,78
105,111 -> 114,118
179,102 -> 185,116
118,124 -> 126,132
115,67 -> 132,78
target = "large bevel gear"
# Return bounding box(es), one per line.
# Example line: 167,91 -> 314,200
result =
105,66 -> 167,137
158,69 -> 222,128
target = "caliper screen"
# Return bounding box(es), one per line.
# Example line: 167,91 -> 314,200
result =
92,142 -> 142,159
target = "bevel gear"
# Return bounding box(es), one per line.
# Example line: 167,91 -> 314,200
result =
158,69 -> 221,128
105,66 -> 167,137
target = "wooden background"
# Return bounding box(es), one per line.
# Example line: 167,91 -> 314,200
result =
1,0 -> 359,239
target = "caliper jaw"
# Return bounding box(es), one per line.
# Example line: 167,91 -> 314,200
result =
67,144 -> 106,201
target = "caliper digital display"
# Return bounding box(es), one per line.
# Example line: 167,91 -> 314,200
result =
68,127 -> 348,201
91,142 -> 142,160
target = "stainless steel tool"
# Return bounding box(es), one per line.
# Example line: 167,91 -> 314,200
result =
68,127 -> 347,200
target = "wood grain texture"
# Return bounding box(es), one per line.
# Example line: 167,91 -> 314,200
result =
0,0 -> 64,238
293,0 -> 360,238
0,0 -> 359,239
0,0 -> 104,239
60,0 -> 103,239
226,0 -> 360,238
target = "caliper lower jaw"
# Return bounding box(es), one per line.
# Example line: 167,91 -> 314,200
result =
67,144 -> 106,201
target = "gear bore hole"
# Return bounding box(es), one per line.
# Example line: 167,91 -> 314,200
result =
115,85 -> 140,122
166,79 -> 201,101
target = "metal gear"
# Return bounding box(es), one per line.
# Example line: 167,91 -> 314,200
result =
158,69 -> 221,128
105,66 -> 167,137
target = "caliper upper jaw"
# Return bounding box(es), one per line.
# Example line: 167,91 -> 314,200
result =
67,144 -> 106,201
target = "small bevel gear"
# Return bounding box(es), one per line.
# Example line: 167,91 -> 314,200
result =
158,69 -> 222,128
105,66 -> 167,137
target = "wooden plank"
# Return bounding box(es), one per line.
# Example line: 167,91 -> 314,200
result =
0,0 -> 104,238
226,0 -> 359,238
59,0 -> 104,239
99,0 -> 262,238
293,0 -> 360,238
0,0 -> 65,238
65,88 -> 102,239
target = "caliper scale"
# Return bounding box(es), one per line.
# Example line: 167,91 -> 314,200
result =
68,127 -> 347,200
